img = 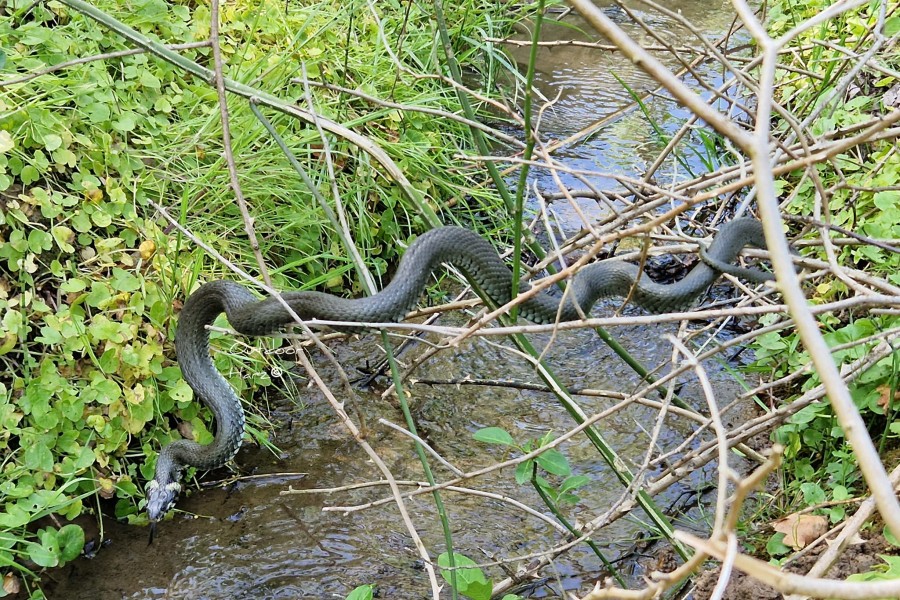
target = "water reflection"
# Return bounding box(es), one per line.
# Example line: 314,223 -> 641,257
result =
505,0 -> 744,192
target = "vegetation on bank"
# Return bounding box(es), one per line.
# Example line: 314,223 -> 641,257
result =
0,0 -> 516,596
1,0 -> 899,597
745,0 -> 900,562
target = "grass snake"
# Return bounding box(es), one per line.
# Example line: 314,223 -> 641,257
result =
146,217 -> 771,522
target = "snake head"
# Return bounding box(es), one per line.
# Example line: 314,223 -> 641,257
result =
146,479 -> 181,523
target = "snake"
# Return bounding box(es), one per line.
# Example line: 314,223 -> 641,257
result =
145,217 -> 771,523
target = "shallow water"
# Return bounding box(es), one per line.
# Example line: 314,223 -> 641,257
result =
51,318 -> 750,599
50,2 -> 754,598
505,0 -> 748,230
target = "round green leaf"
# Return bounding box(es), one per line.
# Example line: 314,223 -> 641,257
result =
43,134 -> 63,152
57,524 -> 85,563
26,540 -> 58,568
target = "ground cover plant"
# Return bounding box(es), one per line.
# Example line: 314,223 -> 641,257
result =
0,0 -> 518,596
741,0 -> 900,577
1,0 -> 899,598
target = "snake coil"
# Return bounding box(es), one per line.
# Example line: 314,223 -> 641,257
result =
146,218 -> 771,522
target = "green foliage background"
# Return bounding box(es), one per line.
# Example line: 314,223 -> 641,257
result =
0,0 -> 514,594
746,1 -> 900,557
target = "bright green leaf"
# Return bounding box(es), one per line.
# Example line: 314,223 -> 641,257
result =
111,268 -> 141,292
43,134 -> 63,152
559,475 -> 590,494
53,147 -> 78,168
437,552 -> 492,600
766,532 -> 791,557
885,525 -> 900,548
0,505 -> 30,528
27,229 -> 53,254
26,541 -> 58,568
86,102 -> 111,123
345,584 -> 374,600
885,16 -> 900,37
472,427 -> 514,446
91,209 -> 113,228
112,112 -> 138,132
514,459 -> 534,485
71,211 -> 92,233
535,449 -> 570,477
23,442 -> 54,472
73,445 -> 96,470
799,482 -> 826,505
56,524 -> 84,563
21,165 -> 40,185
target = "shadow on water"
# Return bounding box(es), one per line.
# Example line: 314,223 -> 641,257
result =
50,1 -> 757,598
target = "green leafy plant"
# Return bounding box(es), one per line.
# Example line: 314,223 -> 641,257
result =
345,584 -> 375,600
1,0 -> 519,594
845,555 -> 900,595
437,552 -> 522,600
473,426 -> 589,503
472,425 -> 625,585
743,0 -> 900,566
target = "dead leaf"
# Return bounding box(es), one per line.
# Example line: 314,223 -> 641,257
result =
3,572 -> 21,594
177,421 -> 195,441
884,83 -> 900,110
774,513 -> 828,549
97,477 -> 116,500
139,239 -> 156,260
876,384 -> 900,413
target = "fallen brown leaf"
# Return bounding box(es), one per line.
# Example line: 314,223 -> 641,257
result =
177,421 -> 196,441
774,513 -> 828,549
3,572 -> 21,595
876,384 -> 899,413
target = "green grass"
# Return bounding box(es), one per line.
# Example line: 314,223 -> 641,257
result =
0,0 -> 520,595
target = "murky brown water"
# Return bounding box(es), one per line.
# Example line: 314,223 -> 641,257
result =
49,2 -> 753,598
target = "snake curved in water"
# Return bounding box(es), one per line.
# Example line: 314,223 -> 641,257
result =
145,217 -> 771,522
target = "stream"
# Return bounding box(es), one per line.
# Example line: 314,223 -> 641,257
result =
49,2 -> 754,598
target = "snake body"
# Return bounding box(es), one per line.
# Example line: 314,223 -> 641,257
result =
146,218 -> 770,521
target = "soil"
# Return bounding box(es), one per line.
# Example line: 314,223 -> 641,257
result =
692,532 -> 898,599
